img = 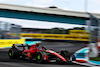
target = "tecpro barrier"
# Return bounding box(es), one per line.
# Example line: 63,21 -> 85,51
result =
69,30 -> 89,34
0,38 -> 25,48
10,30 -> 90,42
20,33 -> 89,41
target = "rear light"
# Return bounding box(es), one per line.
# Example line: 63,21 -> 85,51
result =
12,46 -> 15,48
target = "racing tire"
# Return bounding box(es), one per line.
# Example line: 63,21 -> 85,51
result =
71,55 -> 76,61
60,50 -> 70,61
36,51 -> 48,63
8,48 -> 19,59
60,50 -> 70,58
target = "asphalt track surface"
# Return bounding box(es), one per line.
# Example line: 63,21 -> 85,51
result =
0,41 -> 88,67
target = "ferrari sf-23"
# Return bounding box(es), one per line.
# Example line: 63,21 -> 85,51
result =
8,43 -> 76,63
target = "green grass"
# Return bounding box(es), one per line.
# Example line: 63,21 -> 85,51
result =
89,57 -> 100,61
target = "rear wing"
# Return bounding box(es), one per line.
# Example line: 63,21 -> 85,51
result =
12,44 -> 28,47
12,44 -> 29,50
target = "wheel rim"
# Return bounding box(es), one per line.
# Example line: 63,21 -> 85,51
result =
9,50 -> 13,57
9,52 -> 12,56
37,54 -> 41,60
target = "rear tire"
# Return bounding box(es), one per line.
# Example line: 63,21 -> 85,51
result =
8,48 -> 19,59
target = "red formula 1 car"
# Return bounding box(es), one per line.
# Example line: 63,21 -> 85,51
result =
8,43 -> 76,63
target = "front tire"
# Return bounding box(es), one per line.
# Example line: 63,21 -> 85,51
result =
71,55 -> 76,61
60,50 -> 70,61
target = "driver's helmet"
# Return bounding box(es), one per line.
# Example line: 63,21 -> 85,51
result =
36,43 -> 40,47
42,46 -> 47,50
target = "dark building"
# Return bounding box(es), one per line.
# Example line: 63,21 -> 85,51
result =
21,28 -> 50,33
